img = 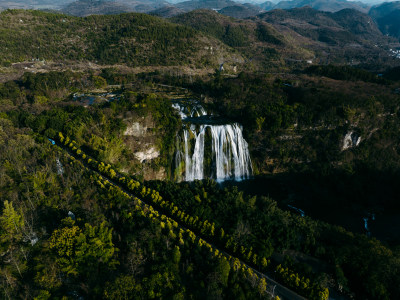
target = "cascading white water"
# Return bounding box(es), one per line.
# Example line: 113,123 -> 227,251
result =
191,105 -> 207,117
209,124 -> 252,181
172,102 -> 208,119
173,100 -> 252,182
183,125 -> 205,181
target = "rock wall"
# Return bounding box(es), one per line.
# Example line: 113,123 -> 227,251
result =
123,114 -> 166,180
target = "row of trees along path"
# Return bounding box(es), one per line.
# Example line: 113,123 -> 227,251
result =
52,132 -> 328,300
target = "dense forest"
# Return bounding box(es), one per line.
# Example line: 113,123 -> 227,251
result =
1,67 -> 400,299
1,7 -> 400,300
0,9 -> 237,68
0,71 -> 268,299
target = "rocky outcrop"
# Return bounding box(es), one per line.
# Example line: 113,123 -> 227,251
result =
134,147 -> 160,163
342,131 -> 361,151
123,115 -> 165,180
124,122 -> 149,137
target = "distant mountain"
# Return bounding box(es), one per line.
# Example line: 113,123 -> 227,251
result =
258,6 -> 382,42
251,6 -> 399,67
150,0 -> 265,19
0,0 -> 74,10
369,1 -> 400,19
149,4 -> 185,17
175,0 -> 238,12
0,0 -> 374,16
62,0 -> 169,15
1,2 -> 399,71
116,0 -> 168,10
62,0 -> 133,17
170,7 -> 399,70
332,8 -> 382,38
369,1 -> 400,40
258,0 -> 370,13
218,4 -> 264,18
259,1 -> 275,10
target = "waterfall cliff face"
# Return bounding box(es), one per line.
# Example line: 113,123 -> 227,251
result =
173,101 -> 252,182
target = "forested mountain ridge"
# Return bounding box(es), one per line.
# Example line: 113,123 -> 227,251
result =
256,7 -> 391,46
0,0 -> 74,10
170,9 -> 289,70
0,9 -> 243,71
369,1 -> 400,41
61,0 -> 172,16
369,0 -> 400,20
0,0 -> 372,14
270,0 -> 370,13
172,8 -> 400,70
218,4 -> 264,19
254,6 -> 400,69
149,4 -> 185,18
1,8 -> 399,74
61,0 -> 134,17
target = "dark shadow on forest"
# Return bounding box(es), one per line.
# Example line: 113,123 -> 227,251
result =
220,169 -> 400,245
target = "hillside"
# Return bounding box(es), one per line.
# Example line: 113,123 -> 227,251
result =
149,4 -> 185,17
259,1 -> 275,10
218,4 -> 264,19
0,0 -> 372,14
0,0 -> 169,12
175,0 -> 238,12
254,7 -> 400,69
171,7 -> 400,70
369,0 -> 400,19
258,7 -> 381,41
369,1 -> 400,41
0,9 -> 243,70
0,0 -> 74,10
263,0 -> 370,13
171,9 -> 288,70
62,0 -> 133,17
116,0 -> 170,13
1,7 -> 399,73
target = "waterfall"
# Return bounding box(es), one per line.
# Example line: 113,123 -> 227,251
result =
210,124 -> 252,181
184,125 -> 206,181
173,100 -> 252,182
